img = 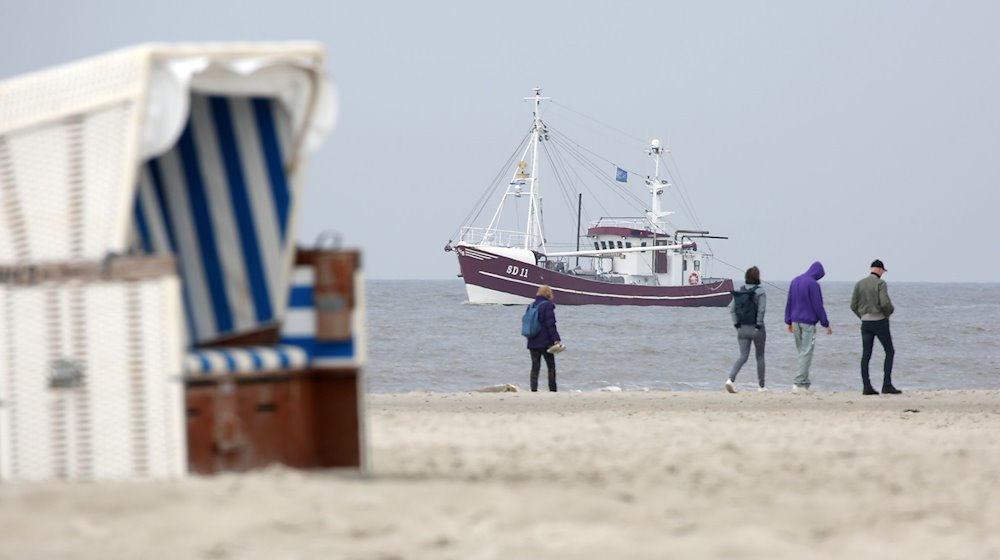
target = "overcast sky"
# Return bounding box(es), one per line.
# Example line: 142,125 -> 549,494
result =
2,0 -> 998,282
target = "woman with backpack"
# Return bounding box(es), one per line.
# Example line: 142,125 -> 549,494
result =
726,266 -> 767,393
524,284 -> 562,392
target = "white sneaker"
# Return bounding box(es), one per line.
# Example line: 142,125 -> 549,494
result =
792,385 -> 812,394
758,386 -> 769,393
725,379 -> 737,393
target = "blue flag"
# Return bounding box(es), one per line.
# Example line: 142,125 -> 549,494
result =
615,167 -> 627,183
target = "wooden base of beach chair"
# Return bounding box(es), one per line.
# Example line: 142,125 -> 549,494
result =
184,367 -> 362,474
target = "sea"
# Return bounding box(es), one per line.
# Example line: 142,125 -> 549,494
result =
365,279 -> 1000,393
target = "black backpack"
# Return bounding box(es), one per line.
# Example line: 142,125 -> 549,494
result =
731,286 -> 759,326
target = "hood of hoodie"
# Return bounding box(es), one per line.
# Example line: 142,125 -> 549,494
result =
806,261 -> 825,281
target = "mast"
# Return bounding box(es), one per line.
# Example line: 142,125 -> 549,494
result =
646,138 -> 671,234
575,192 -> 582,267
524,88 -> 550,251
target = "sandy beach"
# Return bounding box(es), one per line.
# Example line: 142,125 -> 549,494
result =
2,389 -> 999,559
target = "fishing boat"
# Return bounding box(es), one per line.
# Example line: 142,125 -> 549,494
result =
445,88 -> 734,306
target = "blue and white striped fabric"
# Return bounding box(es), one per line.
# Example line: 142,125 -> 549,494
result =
133,94 -> 295,346
280,265 -> 356,365
184,344 -> 308,375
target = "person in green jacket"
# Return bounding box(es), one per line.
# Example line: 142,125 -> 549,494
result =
850,259 -> 901,395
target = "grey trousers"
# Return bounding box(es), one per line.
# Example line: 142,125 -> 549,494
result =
791,323 -> 817,387
729,325 -> 766,386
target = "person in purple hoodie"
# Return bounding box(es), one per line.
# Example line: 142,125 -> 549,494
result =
784,261 -> 833,393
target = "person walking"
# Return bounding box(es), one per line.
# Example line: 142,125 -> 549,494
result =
851,259 -> 900,395
784,261 -> 832,393
525,285 -> 562,392
725,266 -> 767,393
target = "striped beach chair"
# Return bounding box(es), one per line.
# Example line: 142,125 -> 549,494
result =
0,44 -> 363,480
133,92 -> 363,366
132,91 -> 364,472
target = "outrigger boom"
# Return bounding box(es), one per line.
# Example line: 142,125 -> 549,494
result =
542,245 -> 685,258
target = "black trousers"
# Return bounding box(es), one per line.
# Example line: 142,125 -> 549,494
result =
529,348 -> 557,392
861,318 -> 895,386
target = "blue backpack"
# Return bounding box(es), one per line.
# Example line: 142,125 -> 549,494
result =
521,301 -> 543,337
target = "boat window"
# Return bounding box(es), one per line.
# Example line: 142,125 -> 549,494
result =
593,242 -> 600,250
600,241 -> 608,250
625,242 -> 632,248
617,241 -> 623,249
694,260 -> 701,271
683,260 -> 688,271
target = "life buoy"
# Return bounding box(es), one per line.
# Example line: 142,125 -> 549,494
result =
688,272 -> 700,285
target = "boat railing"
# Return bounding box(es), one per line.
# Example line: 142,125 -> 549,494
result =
459,227 -> 540,249
590,217 -> 666,233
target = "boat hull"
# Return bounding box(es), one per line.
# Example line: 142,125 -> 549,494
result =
455,246 -> 733,307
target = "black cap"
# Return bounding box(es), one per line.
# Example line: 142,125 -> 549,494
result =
871,259 -> 886,270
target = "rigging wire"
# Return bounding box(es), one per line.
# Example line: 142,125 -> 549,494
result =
548,100 -> 714,241
541,137 -> 606,242
546,131 -> 648,211
659,150 -> 716,254
449,126 -> 532,242
658,155 -> 701,232
539,139 -> 615,251
549,101 -> 649,147
539,140 -> 585,228
661,152 -> 704,231
541,129 -> 608,219
713,255 -> 788,294
553,140 -> 637,210
552,142 -> 603,228
545,123 -> 647,181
